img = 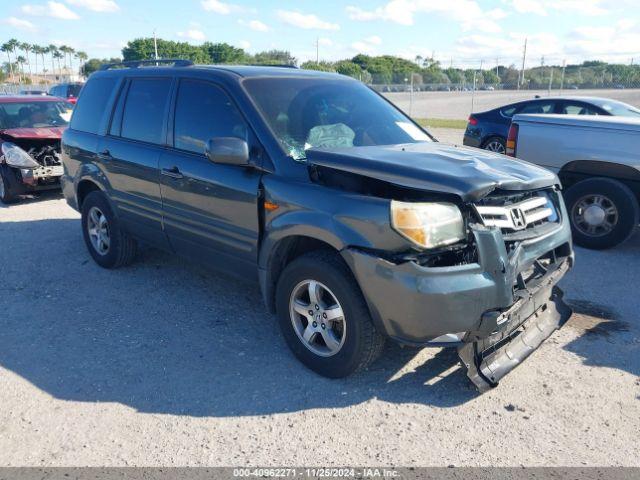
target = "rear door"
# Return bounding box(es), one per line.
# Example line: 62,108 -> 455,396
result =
101,76 -> 173,248
159,78 -> 262,276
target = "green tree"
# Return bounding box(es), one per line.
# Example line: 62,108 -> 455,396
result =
81,57 -> 121,76
204,42 -> 248,63
253,49 -> 296,65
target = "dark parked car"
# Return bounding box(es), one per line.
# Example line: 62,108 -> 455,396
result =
0,95 -> 72,203
49,82 -> 83,104
61,60 -> 573,392
464,96 -> 640,154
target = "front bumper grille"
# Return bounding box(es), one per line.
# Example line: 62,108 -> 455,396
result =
474,189 -> 561,243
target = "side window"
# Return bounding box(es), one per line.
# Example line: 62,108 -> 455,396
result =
121,78 -> 172,144
173,79 -> 248,154
519,101 -> 555,114
561,102 -> 600,115
500,106 -> 518,118
69,77 -> 117,134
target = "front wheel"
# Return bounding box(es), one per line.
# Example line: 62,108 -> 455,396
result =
0,167 -> 18,204
81,190 -> 138,268
564,177 -> 639,250
275,251 -> 384,378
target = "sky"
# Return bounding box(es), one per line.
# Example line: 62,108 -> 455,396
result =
1,0 -> 640,68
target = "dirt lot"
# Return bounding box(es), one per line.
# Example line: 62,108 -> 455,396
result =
385,88 -> 640,120
0,194 -> 638,466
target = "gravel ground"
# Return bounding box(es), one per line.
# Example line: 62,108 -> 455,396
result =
0,194 -> 639,467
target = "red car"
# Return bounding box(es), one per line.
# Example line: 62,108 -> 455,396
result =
0,95 -> 73,203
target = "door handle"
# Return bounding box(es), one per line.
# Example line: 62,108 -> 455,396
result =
97,149 -> 112,160
161,166 -> 184,179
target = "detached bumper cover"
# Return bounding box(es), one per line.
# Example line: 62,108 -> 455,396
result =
458,259 -> 572,392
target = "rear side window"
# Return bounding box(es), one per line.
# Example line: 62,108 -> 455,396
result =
121,78 -> 172,144
173,79 -> 248,154
500,106 -> 518,117
70,77 -> 117,134
519,101 -> 555,114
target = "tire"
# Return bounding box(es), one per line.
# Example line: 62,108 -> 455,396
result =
0,167 -> 18,204
482,136 -> 506,154
275,250 -> 385,378
81,190 -> 138,268
564,177 -> 639,250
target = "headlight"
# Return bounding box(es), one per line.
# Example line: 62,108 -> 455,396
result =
1,142 -> 39,169
390,200 -> 465,249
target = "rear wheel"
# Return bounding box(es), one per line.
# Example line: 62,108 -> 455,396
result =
564,177 -> 639,250
483,137 -> 506,154
81,190 -> 138,268
276,250 -> 384,378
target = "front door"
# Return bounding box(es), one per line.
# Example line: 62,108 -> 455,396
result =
159,79 -> 262,277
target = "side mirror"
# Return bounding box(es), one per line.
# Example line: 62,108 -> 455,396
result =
205,137 -> 250,166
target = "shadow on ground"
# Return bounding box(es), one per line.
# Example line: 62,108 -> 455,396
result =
0,217 -> 477,418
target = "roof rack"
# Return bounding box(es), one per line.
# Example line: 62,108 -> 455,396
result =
100,59 -> 194,70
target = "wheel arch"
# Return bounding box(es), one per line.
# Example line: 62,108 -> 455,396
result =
259,234 -> 343,313
559,160 -> 640,200
76,178 -> 103,209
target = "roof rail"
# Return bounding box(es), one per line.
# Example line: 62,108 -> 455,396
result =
249,64 -> 299,69
100,59 -> 194,70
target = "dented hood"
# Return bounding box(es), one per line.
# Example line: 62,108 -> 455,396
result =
0,127 -> 66,141
306,142 -> 558,202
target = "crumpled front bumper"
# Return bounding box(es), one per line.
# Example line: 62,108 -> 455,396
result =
341,216 -> 573,392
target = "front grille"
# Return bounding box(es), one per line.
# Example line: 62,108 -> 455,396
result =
474,189 -> 559,235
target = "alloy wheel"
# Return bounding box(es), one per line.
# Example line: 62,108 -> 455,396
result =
289,279 -> 346,357
485,140 -> 506,154
87,206 -> 111,255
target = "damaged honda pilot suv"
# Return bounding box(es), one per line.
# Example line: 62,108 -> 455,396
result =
61,60 -> 574,392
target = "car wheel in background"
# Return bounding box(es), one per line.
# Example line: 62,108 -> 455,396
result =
564,177 -> 639,250
81,190 -> 138,268
483,137 -> 506,154
276,250 -> 385,378
0,167 -> 18,204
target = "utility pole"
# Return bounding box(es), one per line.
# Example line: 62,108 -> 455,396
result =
548,67 -> 554,94
560,59 -> 566,92
518,38 -> 527,90
315,37 -> 319,63
153,29 -> 159,60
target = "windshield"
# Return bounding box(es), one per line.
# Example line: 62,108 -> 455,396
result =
0,101 -> 72,129
243,77 -> 432,160
592,99 -> 640,117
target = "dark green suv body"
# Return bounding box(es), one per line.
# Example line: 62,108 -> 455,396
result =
61,61 -> 573,392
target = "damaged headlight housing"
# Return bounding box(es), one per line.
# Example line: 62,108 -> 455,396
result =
1,142 -> 39,169
391,201 -> 465,249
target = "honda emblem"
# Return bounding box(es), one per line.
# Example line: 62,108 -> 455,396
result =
510,208 -> 527,230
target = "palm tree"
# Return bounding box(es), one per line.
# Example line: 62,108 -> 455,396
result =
31,45 -> 40,76
75,51 -> 88,75
59,45 -> 71,71
20,42 -> 32,79
48,45 -> 58,75
16,55 -> 26,82
53,50 -> 64,74
1,42 -> 14,82
7,39 -> 20,81
66,46 -> 76,73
